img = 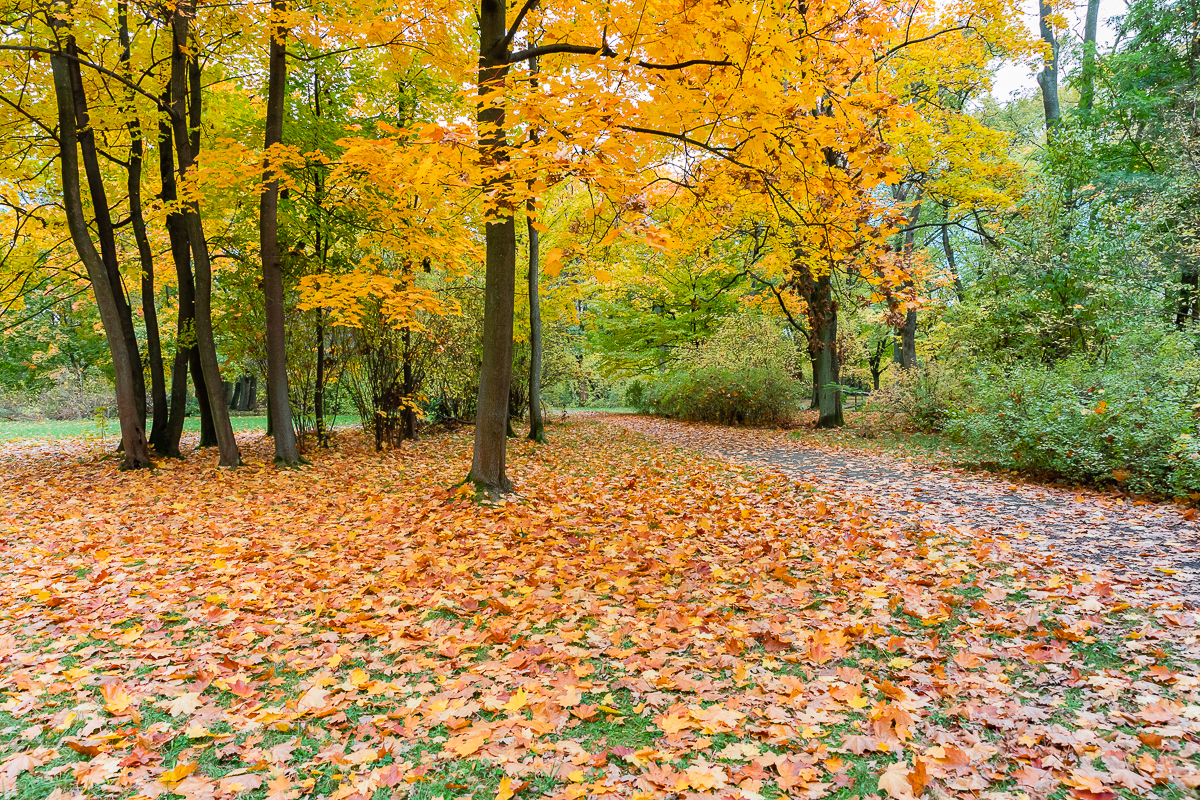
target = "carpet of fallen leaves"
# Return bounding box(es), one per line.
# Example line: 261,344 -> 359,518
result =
592,415 -> 1200,605
1,420 -> 1199,800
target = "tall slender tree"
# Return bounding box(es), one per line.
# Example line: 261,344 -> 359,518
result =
168,0 -> 240,466
47,24 -> 151,468
260,0 -> 302,465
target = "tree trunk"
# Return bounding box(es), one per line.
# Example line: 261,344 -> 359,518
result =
315,309 -> 327,445
900,310 -> 917,369
811,275 -> 843,428
260,0 -> 301,465
64,42 -> 146,431
118,1 -> 169,452
898,193 -> 922,369
468,0 -> 517,496
942,203 -> 965,301
160,84 -> 195,458
170,0 -> 240,466
402,326 -> 417,440
1036,0 -> 1062,132
527,200 -> 546,443
810,355 -> 819,409
191,351 -> 217,447
1178,263 -> 1199,328
49,48 -> 151,469
1079,0 -> 1101,114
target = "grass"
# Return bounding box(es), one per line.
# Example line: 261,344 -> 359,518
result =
0,415 -> 269,440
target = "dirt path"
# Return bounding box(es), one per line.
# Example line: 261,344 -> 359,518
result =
595,414 -> 1200,606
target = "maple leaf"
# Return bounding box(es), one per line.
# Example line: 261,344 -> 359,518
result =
219,771 -> 265,794
776,757 -> 818,791
166,692 -> 203,717
842,735 -> 874,755
717,742 -> 761,761
100,683 -> 134,716
906,757 -> 928,796
264,772 -> 295,800
159,761 -> 199,784
449,732 -> 488,757
269,738 -> 299,763
296,685 -> 330,714
73,755 -> 120,789
1011,765 -> 1053,790
692,703 -> 745,733
503,688 -> 528,712
571,704 -> 599,721
878,761 -> 915,800
2,750 -> 44,779
655,708 -> 695,735
684,761 -> 728,790
1066,767 -> 1111,794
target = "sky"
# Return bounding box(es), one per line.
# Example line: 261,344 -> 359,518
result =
991,0 -> 1128,101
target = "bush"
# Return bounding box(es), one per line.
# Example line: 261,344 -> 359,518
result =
678,313 -> 801,376
625,380 -> 646,409
869,362 -> 966,431
943,349 -> 1200,497
645,366 -> 801,426
36,374 -> 116,420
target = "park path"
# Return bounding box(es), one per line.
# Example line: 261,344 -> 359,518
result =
593,413 -> 1200,606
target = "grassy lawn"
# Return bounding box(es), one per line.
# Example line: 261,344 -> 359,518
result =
0,415 -> 269,440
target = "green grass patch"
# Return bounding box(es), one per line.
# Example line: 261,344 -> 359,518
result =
0,416 -> 269,441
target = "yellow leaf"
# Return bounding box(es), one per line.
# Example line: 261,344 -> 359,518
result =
297,685 -> 330,713
160,761 -> 198,784
543,249 -> 563,278
503,688 -> 528,712
878,761 -> 914,800
451,733 -> 488,757
101,684 -> 133,715
497,777 -> 515,800
167,692 -> 203,717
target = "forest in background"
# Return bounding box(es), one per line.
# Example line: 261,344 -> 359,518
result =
1,0 -> 1199,496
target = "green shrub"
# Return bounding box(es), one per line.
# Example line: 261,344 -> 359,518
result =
645,366 -> 801,426
944,350 -> 1200,497
678,313 -> 801,376
625,379 -> 646,409
869,361 -> 966,430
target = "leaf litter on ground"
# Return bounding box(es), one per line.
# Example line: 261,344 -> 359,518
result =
0,419 -> 1198,800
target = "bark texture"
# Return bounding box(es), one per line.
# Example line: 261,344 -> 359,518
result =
1080,0 -> 1101,113
49,48 -> 151,468
170,1 -> 240,465
120,2 -> 168,452
260,0 -> 302,465
1037,0 -> 1062,131
527,203 -> 546,444
468,0 -> 517,495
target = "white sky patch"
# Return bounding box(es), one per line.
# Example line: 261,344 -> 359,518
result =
991,0 -> 1128,101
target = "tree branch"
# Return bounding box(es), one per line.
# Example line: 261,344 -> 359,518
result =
0,44 -> 172,115
508,42 -> 730,71
500,0 -> 540,53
